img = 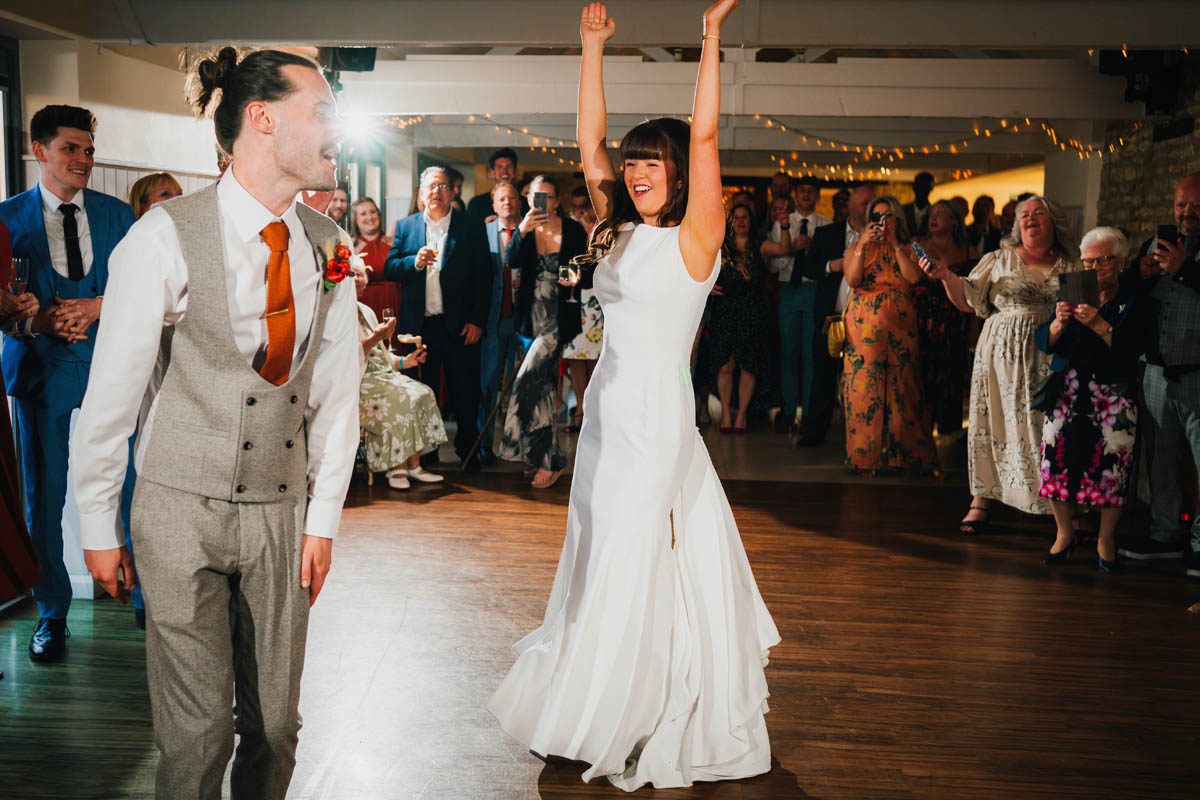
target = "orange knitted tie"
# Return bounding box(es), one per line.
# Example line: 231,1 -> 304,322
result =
258,221 -> 295,385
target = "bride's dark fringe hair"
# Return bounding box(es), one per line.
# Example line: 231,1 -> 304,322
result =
186,46 -> 320,157
571,117 -> 691,271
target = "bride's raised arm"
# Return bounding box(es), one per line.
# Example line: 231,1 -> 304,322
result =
577,3 -> 618,223
679,0 -> 738,282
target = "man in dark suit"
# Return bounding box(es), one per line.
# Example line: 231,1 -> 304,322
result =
902,171 -> 934,237
0,104 -> 138,660
386,167 -> 492,470
478,182 -> 524,465
798,184 -> 876,446
466,148 -> 521,221
1120,171 -> 1200,579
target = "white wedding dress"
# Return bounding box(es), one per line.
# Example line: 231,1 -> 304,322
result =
488,223 -> 781,791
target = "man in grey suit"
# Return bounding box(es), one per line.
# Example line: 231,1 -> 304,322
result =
1120,171 -> 1200,579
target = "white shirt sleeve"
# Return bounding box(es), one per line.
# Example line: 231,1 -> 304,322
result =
301,271 -> 362,540
70,222 -> 180,551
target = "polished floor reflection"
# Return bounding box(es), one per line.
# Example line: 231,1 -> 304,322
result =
1,426 -> 1198,799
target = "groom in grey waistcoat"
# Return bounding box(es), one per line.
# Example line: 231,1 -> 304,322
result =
70,49 -> 360,799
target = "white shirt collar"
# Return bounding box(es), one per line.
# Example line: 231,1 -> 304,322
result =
39,182 -> 83,215
217,169 -> 303,247
424,209 -> 452,236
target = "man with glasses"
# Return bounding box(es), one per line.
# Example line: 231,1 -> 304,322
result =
386,167 -> 492,472
1120,172 -> 1200,578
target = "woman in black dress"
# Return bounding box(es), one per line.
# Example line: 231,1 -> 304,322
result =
1036,226 -> 1151,571
708,203 -> 788,432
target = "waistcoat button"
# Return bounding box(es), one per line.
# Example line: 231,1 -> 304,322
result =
278,484 -> 287,492
236,484 -> 246,493
285,440 -> 294,448
290,395 -> 298,404
246,397 -> 256,406
243,441 -> 253,450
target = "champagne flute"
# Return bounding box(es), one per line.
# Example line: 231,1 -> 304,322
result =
10,257 -> 28,295
381,306 -> 396,350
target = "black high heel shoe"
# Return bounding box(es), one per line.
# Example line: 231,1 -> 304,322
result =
1043,537 -> 1077,565
1097,553 -> 1120,574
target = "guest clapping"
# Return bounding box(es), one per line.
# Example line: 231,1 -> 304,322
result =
1035,228 -> 1149,570
353,261 -> 447,489
128,172 -> 182,219
842,196 -> 937,474
923,196 -> 1080,533
498,176 -> 588,488
710,204 -> 775,433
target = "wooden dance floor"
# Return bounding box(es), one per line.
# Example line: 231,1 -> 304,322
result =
2,440 -> 1199,799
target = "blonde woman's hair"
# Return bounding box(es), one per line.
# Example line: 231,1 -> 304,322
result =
1001,195 -> 1079,262
128,172 -> 182,219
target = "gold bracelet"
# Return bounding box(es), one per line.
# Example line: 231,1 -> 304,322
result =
702,34 -> 720,41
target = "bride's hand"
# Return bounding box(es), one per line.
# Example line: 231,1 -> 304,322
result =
580,2 -> 616,45
703,0 -> 739,33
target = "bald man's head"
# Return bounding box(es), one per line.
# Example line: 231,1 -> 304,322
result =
1176,172 -> 1200,235
848,185 -> 877,229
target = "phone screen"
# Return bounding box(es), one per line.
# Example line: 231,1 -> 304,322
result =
533,192 -> 549,215
1157,224 -> 1179,251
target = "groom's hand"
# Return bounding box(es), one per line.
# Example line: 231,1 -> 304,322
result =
300,534 -> 333,607
84,546 -> 137,604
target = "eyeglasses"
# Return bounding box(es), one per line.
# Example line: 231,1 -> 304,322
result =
1081,256 -> 1121,267
425,183 -> 451,192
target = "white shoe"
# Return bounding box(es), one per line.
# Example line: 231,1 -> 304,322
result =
387,471 -> 410,490
408,466 -> 444,483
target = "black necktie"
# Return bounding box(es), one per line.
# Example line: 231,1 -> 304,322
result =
790,218 -> 811,287
59,204 -> 85,281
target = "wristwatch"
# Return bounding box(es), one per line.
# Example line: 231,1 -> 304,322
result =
780,223 -> 790,230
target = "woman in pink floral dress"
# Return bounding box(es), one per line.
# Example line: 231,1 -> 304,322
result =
1035,227 -> 1151,572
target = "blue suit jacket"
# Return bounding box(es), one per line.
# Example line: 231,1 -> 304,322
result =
0,186 -> 135,397
384,209 -> 492,337
483,218 -> 524,336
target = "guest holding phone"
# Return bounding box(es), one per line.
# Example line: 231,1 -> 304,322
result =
922,196 -> 1080,534
1035,227 -> 1150,570
498,175 -> 588,488
842,196 -> 937,474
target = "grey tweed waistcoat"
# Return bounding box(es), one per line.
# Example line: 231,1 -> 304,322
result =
140,184 -> 341,503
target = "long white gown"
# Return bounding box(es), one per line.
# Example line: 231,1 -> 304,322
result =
487,223 -> 781,791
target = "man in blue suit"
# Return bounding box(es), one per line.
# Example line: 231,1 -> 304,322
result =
0,105 -> 138,661
478,181 -> 524,464
386,166 -> 492,471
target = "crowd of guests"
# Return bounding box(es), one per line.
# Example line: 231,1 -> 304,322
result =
3,105 -> 1199,668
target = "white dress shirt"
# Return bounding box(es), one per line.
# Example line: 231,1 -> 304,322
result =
423,210 -> 452,316
39,182 -> 94,278
70,170 -> 361,551
835,225 -> 862,313
768,210 -> 831,283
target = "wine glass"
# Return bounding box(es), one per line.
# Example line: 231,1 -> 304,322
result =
10,257 -> 28,295
381,307 -> 396,351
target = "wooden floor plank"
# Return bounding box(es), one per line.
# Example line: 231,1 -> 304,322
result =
2,457 -> 1199,799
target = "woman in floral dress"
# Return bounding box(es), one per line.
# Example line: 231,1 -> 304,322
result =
841,196 -> 937,474
922,196 -> 1081,532
353,261 -> 446,490
1035,227 -> 1150,571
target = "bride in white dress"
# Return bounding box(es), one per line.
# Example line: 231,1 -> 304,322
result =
488,1 -> 780,791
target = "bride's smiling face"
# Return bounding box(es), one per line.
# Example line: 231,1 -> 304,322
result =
624,156 -> 678,224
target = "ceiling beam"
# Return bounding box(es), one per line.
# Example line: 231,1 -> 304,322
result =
339,55 -> 1139,121
84,0 -> 1200,49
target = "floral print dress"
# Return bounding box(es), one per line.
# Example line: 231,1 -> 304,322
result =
842,239 -> 937,472
358,303 -> 447,472
961,248 -> 1080,514
1036,293 -> 1149,507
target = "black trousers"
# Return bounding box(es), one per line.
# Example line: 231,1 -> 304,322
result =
800,308 -> 841,443
419,314 -> 482,459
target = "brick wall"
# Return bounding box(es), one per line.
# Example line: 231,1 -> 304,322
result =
1097,69 -> 1200,250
